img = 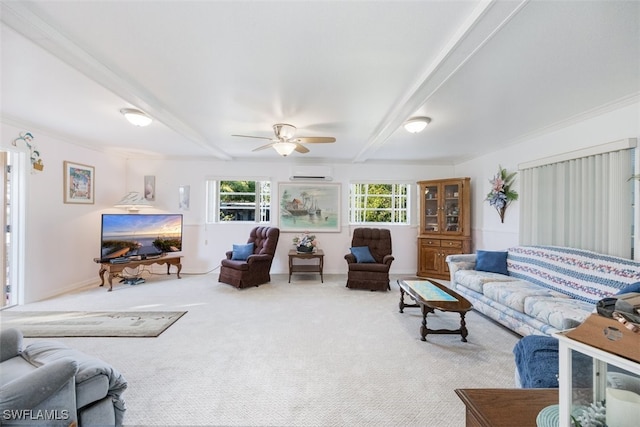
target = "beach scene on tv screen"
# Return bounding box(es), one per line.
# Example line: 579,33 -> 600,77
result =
101,214 -> 182,258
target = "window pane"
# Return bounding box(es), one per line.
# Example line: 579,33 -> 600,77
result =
349,183 -> 409,224
207,179 -> 271,223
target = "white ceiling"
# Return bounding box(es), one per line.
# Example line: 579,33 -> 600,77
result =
1,0 -> 639,164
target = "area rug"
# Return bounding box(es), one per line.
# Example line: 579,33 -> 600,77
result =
0,311 -> 187,337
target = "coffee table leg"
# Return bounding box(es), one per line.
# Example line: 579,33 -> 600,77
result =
459,312 -> 468,342
399,285 -> 406,313
420,304 -> 434,341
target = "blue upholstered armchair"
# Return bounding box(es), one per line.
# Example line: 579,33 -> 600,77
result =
0,328 -> 127,426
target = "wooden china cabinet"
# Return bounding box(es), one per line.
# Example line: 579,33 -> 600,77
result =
417,178 -> 471,279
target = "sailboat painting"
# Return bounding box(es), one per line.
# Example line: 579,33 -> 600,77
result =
278,183 -> 340,232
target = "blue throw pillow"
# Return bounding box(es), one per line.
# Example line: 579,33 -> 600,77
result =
232,243 -> 254,261
350,246 -> 376,263
475,250 -> 508,275
617,282 -> 640,295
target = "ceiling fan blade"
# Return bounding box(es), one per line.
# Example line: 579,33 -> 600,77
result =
294,143 -> 310,153
252,142 -> 276,152
296,136 -> 336,143
232,134 -> 274,141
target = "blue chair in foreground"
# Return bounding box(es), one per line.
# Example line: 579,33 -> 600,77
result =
0,328 -> 127,426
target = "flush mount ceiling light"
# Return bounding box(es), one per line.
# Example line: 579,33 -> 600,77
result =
114,191 -> 153,213
273,141 -> 297,157
404,116 -> 431,133
120,108 -> 153,127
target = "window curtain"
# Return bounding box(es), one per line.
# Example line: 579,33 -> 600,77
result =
519,148 -> 633,258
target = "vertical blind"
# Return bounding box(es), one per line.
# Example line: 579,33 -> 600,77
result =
519,146 -> 634,258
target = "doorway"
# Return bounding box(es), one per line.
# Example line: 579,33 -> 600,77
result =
1,151 -> 22,307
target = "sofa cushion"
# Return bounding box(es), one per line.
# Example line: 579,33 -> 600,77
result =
476,250 -> 508,275
454,269 -> 517,294
483,281 -> 570,313
524,296 -> 594,330
0,356 -> 37,385
507,246 -> 640,304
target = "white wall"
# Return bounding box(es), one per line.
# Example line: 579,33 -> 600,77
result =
453,101 -> 640,251
1,122 -> 126,303
4,100 -> 638,303
124,159 -> 455,277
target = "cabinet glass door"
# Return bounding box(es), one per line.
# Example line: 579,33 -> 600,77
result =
423,184 -> 439,232
443,183 -> 461,234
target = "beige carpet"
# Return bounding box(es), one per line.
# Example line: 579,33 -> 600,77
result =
9,273 -> 521,426
0,311 -> 186,337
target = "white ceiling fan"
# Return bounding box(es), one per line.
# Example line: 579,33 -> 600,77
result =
232,123 -> 336,156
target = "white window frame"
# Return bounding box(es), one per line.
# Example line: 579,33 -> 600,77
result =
205,178 -> 271,224
349,182 -> 410,225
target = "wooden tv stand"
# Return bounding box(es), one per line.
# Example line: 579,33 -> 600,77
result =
94,254 -> 183,291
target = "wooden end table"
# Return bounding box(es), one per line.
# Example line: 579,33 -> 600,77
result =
455,388 -> 558,427
288,249 -> 324,283
94,254 -> 183,291
398,277 -> 472,342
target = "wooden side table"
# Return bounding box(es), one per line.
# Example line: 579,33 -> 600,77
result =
288,249 -> 324,283
455,388 -> 558,427
94,254 -> 183,291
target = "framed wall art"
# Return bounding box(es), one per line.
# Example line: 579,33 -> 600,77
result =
144,175 -> 156,201
179,185 -> 190,211
278,182 -> 340,232
63,161 -> 95,204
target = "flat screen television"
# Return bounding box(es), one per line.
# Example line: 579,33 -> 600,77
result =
100,213 -> 183,260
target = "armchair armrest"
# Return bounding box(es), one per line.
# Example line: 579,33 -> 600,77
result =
246,254 -> 271,264
0,358 -> 78,410
0,329 -> 23,362
344,253 -> 356,264
445,254 -> 477,283
382,254 -> 395,266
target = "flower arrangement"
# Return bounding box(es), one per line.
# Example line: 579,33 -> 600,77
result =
486,165 -> 518,223
293,232 -> 317,252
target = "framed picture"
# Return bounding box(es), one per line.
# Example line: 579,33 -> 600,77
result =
63,161 -> 94,204
278,183 -> 340,232
179,185 -> 190,211
144,175 -> 156,201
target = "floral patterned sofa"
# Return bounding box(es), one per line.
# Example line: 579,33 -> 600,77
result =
445,246 -> 640,336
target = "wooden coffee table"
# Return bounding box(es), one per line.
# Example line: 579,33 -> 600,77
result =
397,278 -> 472,342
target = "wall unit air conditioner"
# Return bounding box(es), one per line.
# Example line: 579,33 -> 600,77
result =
289,165 -> 333,181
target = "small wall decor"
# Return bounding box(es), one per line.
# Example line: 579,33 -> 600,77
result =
278,183 -> 340,232
63,161 -> 95,204
179,185 -> 190,210
144,175 -> 156,201
486,165 -> 518,223
12,131 -> 43,172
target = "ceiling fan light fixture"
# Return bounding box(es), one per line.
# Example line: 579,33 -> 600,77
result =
273,123 -> 297,140
404,116 -> 431,133
273,142 -> 297,157
120,108 -> 153,127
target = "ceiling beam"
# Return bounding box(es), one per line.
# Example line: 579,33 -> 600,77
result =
0,0 -> 232,161
353,0 -> 530,163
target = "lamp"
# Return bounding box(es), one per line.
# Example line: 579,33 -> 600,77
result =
273,142 -> 297,157
404,116 -> 431,133
114,191 -> 153,213
120,108 -> 153,127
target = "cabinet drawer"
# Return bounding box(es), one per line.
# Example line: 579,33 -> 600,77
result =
420,238 -> 441,247
441,240 -> 462,248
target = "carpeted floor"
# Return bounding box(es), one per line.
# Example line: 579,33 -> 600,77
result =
4,273 -> 522,426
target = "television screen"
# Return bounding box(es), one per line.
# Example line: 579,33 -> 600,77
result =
100,213 -> 183,260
